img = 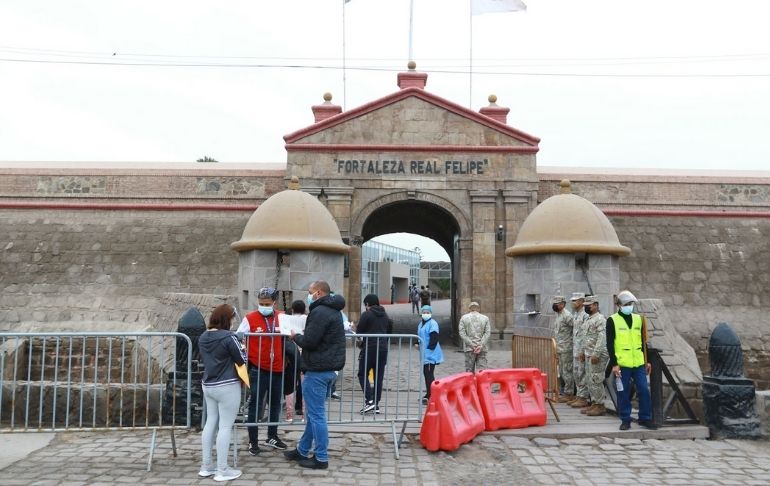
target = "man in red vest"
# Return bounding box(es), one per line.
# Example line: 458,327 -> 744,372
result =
237,287 -> 287,454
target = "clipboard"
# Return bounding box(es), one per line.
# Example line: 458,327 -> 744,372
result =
234,363 -> 250,389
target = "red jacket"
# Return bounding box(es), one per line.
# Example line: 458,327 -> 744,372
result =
244,310 -> 284,373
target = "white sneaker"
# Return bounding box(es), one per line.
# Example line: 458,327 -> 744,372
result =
198,466 -> 215,477
213,468 -> 242,482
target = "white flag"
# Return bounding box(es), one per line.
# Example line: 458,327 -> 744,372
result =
471,0 -> 527,15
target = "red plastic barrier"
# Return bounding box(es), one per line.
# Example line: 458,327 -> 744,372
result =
419,372 -> 485,452
475,368 -> 547,431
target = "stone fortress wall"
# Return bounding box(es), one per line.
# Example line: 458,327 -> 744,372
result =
1,163 -> 769,387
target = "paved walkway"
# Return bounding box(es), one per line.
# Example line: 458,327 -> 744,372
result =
2,341 -> 769,485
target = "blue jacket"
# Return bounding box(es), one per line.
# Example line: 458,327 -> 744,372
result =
417,318 -> 444,365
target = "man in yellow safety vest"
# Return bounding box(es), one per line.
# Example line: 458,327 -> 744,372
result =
606,290 -> 657,431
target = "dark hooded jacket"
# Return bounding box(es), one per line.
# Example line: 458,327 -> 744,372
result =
293,293 -> 346,372
356,304 -> 393,349
198,329 -> 246,388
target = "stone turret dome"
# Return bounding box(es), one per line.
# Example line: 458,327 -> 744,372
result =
506,180 -> 631,257
231,177 -> 350,254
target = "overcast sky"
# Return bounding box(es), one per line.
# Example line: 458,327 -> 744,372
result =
2,0 -> 769,260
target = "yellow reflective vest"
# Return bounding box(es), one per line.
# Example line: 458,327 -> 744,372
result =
610,313 -> 645,368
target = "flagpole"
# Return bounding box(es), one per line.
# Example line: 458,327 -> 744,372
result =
469,0 -> 473,107
342,0 -> 347,110
408,0 -> 414,61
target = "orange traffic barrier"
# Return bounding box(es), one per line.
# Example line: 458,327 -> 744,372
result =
475,368 -> 547,431
419,372 -> 485,452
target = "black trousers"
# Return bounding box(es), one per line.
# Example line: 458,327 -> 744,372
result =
357,346 -> 388,404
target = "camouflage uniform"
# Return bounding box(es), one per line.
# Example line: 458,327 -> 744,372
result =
572,309 -> 589,399
553,309 -> 574,394
583,311 -> 608,405
458,309 -> 491,373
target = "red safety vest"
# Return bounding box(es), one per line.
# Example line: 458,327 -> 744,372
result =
244,311 -> 284,372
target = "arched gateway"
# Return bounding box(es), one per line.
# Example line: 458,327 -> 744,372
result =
283,64 -> 540,339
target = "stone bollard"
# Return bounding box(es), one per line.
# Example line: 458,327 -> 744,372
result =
163,306 -> 205,428
702,322 -> 761,439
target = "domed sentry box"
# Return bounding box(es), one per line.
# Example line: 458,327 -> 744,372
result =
231,176 -> 350,311
505,180 -> 631,336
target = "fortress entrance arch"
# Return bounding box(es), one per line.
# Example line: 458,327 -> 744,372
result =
357,194 -> 464,331
283,65 -> 541,340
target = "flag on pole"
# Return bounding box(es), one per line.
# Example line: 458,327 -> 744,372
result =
471,0 -> 526,16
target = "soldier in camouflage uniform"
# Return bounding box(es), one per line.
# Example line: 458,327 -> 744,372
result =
551,295 -> 575,402
458,301 -> 491,373
568,293 -> 590,408
582,296 -> 608,416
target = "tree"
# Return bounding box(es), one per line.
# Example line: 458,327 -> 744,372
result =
196,156 -> 218,163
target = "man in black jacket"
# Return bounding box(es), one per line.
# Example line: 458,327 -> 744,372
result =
284,280 -> 345,470
356,294 -> 393,414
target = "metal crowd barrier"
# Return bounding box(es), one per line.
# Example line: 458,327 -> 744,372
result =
220,332 -> 425,461
0,332 -> 192,470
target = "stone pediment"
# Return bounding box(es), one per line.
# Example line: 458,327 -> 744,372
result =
284,87 -> 539,153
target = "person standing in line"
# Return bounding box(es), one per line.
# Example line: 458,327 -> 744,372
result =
417,304 -> 443,404
237,287 -> 288,455
582,296 -> 608,416
410,284 -> 420,314
552,295 -> 575,402
607,290 -> 657,431
568,292 -> 590,408
419,285 -> 431,307
284,280 -> 346,470
285,299 -> 306,421
458,301 -> 491,373
198,304 -> 245,482
356,293 -> 393,414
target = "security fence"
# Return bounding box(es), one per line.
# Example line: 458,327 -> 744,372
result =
0,332 -> 192,470
225,332 -> 425,460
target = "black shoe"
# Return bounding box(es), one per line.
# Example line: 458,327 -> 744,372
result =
360,401 -> 376,414
619,422 -> 631,431
298,456 -> 328,469
284,448 -> 306,461
330,392 -> 341,400
248,443 -> 261,455
264,436 -> 288,450
638,420 -> 659,430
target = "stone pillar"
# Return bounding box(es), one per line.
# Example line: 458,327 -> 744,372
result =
702,322 -> 761,439
347,236 -> 364,322
503,190 -> 533,333
469,190 -> 500,332
455,236 -> 474,341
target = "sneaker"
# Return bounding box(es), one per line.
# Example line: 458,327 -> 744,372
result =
284,448 -> 307,461
248,443 -> 261,456
264,436 -> 288,450
213,468 -> 242,482
619,421 -> 631,431
298,456 -> 329,469
331,392 -> 341,400
375,406 -> 381,414
360,401 -> 376,414
198,466 -> 215,478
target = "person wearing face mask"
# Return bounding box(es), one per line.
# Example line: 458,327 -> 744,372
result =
567,292 -> 591,409
582,296 -> 608,416
606,290 -> 656,431
417,304 -> 444,404
551,295 -> 575,403
237,287 -> 288,455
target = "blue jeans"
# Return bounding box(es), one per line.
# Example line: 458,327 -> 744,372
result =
617,365 -> 651,423
297,370 -> 336,462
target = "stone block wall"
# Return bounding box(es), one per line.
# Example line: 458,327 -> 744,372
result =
0,208 -> 250,328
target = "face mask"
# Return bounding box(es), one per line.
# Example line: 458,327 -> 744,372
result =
620,304 -> 634,315
551,304 -> 560,312
306,293 -> 315,306
258,305 -> 273,316
421,314 -> 432,321
584,306 -> 592,314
